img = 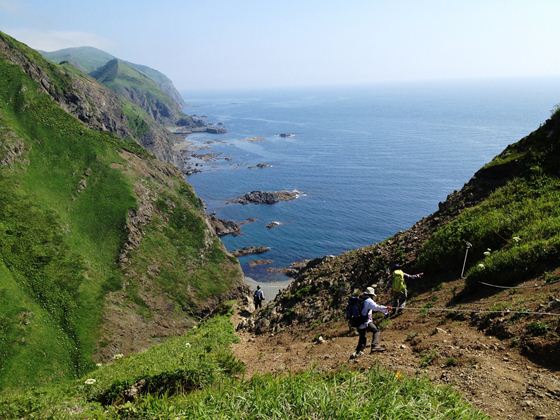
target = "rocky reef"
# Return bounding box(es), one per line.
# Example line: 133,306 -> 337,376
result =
229,190 -> 302,205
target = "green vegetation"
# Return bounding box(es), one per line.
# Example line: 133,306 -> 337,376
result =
419,176 -> 560,289
444,357 -> 459,368
40,47 -> 185,107
526,321 -> 550,336
91,59 -> 181,122
41,46 -> 115,73
0,32 -> 240,388
0,56 -> 135,385
419,350 -> 439,368
0,314 -> 486,419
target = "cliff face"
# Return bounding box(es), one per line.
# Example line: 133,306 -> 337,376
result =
0,31 -> 243,388
90,59 -> 183,124
1,34 -> 182,163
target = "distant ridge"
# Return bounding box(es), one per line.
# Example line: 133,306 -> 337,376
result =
41,46 -> 185,111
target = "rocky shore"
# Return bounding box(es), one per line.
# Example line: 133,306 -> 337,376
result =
229,190 -> 302,205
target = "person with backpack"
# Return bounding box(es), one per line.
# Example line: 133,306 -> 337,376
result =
390,263 -> 423,316
253,285 -> 265,310
348,287 -> 391,358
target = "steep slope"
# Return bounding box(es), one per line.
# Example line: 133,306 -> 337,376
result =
41,46 -> 185,108
254,109 -> 560,366
90,58 -> 183,124
40,46 -> 114,73
123,61 -> 185,108
1,32 -> 179,162
0,33 -> 243,389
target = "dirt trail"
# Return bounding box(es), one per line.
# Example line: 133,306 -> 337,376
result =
233,279 -> 560,419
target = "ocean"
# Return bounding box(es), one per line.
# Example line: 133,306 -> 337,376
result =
182,79 -> 560,281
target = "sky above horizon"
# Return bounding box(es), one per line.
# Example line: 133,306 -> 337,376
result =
1,0 -> 560,90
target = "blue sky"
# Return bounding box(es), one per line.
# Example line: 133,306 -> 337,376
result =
1,0 -> 560,90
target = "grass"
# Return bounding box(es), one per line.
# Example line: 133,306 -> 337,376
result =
526,321 -> 550,336
0,32 -> 241,388
0,314 -> 486,419
418,176 -> 560,289
91,59 -> 180,122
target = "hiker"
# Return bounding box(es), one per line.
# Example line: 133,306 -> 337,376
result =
349,287 -> 391,358
253,285 -> 265,310
390,263 -> 423,316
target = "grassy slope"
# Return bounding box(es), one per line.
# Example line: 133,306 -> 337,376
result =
41,46 -> 115,73
0,43 -> 240,389
91,59 -> 180,121
0,313 -> 485,419
417,112 -> 560,289
40,46 -> 184,107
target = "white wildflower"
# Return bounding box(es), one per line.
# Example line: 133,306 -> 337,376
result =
486,248 -> 492,252
185,342 -> 191,348
113,353 -> 124,360
84,378 -> 96,385
513,236 -> 521,243
478,263 -> 485,269
96,363 -> 102,367
483,251 -> 491,256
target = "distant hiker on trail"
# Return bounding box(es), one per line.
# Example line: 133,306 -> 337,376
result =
347,287 -> 391,359
253,285 -> 265,310
390,263 -> 423,316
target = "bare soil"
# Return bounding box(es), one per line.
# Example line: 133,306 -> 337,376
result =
233,278 -> 560,419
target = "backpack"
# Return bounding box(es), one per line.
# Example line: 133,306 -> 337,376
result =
345,296 -> 368,327
253,289 -> 263,302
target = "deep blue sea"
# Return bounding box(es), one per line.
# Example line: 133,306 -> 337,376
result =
182,79 -> 560,281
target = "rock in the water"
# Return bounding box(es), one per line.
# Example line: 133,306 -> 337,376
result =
229,190 -> 302,205
232,246 -> 270,257
208,214 -> 241,236
266,221 -> 281,229
249,259 -> 273,267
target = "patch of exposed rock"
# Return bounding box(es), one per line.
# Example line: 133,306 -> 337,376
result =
118,183 -> 154,266
249,259 -> 273,267
208,214 -> 241,237
0,132 -> 25,167
232,246 -> 270,257
229,190 -> 302,205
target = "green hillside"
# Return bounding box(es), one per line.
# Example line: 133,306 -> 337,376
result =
41,46 -> 115,73
91,58 -> 182,123
0,32 -> 242,389
124,61 -> 185,107
41,46 -> 185,112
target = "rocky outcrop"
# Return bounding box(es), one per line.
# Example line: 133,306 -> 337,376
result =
229,190 -> 302,205
118,183 -> 155,266
232,246 -> 270,257
208,214 -> 241,237
0,131 -> 25,167
249,259 -> 273,267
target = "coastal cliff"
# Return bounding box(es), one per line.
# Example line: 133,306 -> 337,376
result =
0,31 -> 243,388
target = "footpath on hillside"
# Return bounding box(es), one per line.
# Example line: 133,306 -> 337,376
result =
233,277 -> 560,420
